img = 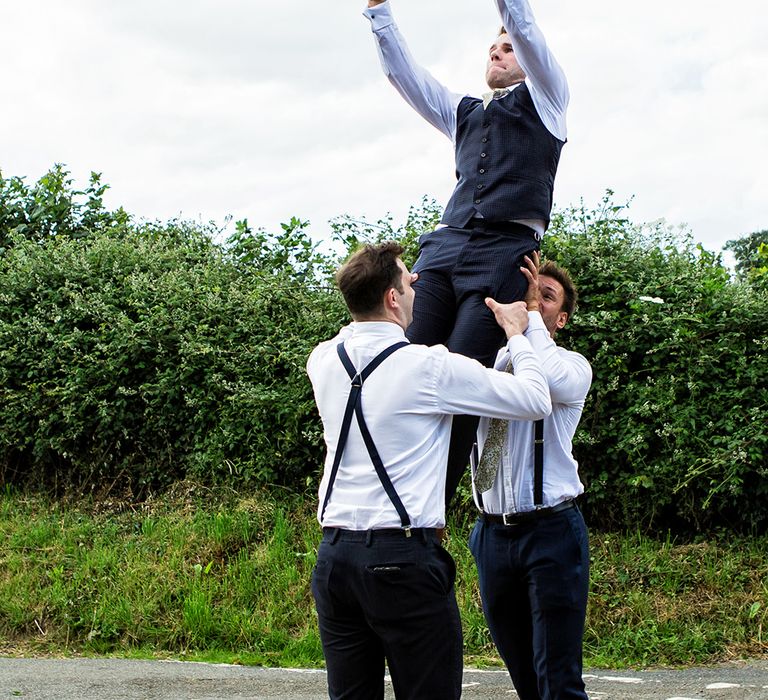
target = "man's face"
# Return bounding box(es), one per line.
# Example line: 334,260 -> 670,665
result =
538,275 -> 568,336
395,258 -> 418,329
485,33 -> 526,89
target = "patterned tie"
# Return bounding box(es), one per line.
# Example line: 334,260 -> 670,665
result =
474,359 -> 513,492
482,87 -> 511,109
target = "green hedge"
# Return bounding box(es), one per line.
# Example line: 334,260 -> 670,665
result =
1,169 -> 766,533
0,219 -> 346,492
0,168 -> 347,493
543,198 -> 768,532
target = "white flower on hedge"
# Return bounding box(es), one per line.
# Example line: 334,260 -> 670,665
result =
638,295 -> 664,304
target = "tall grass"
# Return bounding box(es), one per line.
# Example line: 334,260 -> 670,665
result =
0,486 -> 322,665
0,486 -> 766,667
587,531 -> 768,666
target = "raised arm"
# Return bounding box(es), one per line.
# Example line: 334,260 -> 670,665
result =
436,336 -> 551,421
494,0 -> 569,141
363,1 -> 463,141
433,301 -> 551,420
525,314 -> 591,404
520,254 -> 591,404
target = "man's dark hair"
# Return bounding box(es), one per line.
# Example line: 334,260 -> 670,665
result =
336,242 -> 405,318
540,260 -> 578,317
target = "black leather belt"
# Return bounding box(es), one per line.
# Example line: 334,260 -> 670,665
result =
481,499 -> 576,526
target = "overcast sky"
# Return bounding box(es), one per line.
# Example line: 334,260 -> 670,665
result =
2,0 -> 766,256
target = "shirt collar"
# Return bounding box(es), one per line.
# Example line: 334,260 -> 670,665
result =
349,321 -> 408,343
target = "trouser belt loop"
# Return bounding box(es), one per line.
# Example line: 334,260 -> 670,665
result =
329,528 -> 341,544
365,529 -> 373,547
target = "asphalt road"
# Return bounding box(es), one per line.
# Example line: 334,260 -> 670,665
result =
2,658 -> 768,699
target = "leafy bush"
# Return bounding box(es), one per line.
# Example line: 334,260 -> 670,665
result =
0,165 -> 126,252
0,169 -> 345,493
544,195 -> 768,532
725,229 -> 768,286
1,169 -> 766,533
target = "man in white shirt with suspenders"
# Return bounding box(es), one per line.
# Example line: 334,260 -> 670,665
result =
307,241 -> 552,699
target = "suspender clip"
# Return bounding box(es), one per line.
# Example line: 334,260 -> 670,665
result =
402,526 -> 412,538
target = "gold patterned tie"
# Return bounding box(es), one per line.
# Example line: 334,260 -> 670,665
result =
474,359 -> 513,492
482,87 -> 511,109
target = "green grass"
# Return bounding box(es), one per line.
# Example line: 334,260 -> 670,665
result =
586,531 -> 768,666
0,485 -> 766,668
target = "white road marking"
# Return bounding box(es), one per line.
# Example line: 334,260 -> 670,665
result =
594,675 -> 644,684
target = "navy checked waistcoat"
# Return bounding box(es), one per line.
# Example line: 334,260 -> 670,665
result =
440,83 -> 564,230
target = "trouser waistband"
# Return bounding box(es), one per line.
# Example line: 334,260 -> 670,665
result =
480,499 -> 576,526
322,527 -> 440,544
466,218 -> 540,239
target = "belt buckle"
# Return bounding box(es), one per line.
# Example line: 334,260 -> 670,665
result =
502,512 -> 516,526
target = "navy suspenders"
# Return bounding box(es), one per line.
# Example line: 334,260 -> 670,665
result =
319,341 -> 411,533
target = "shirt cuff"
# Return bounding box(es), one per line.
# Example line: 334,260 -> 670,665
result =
363,2 -> 394,30
524,310 -> 547,335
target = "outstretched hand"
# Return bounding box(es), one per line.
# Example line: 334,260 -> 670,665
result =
485,298 -> 529,338
521,251 -> 541,311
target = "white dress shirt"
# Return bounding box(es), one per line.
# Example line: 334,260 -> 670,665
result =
472,311 -> 592,513
307,321 -> 551,530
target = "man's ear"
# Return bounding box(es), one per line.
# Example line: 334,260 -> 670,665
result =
384,287 -> 398,310
555,311 -> 568,330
